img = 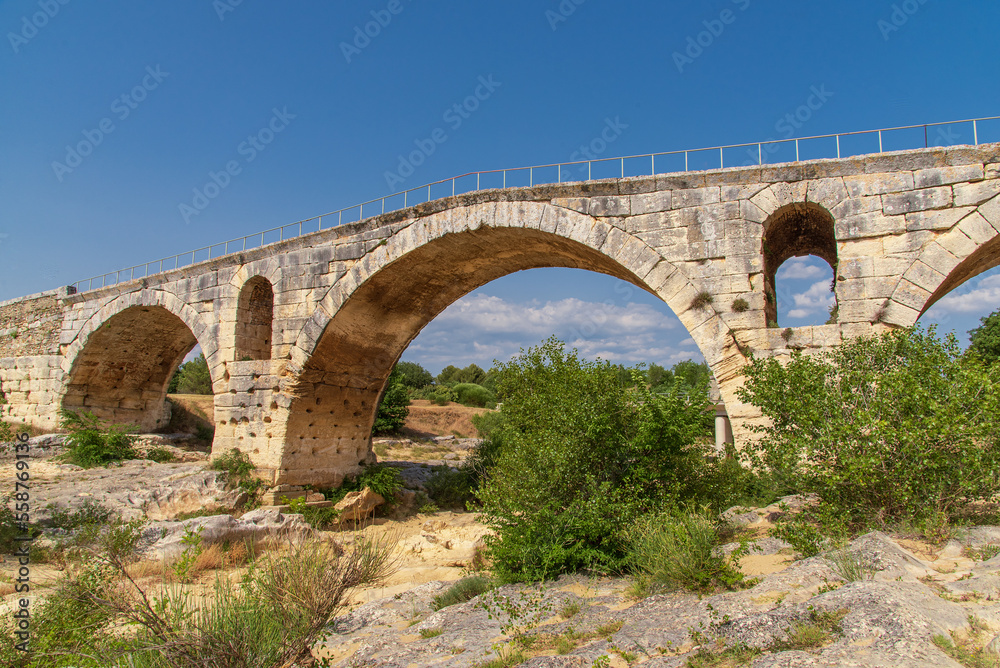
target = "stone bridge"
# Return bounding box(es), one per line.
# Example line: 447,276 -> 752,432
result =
2,143 -> 999,486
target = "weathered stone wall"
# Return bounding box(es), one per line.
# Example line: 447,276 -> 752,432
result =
0,143 -> 997,485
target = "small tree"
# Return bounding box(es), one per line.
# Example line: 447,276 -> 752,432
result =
395,361 -> 434,389
969,309 -> 1000,364
172,354 -> 212,395
372,367 -> 410,435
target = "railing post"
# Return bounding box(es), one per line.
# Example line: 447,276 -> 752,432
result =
836,135 -> 841,159
684,151 -> 688,172
795,139 -> 800,162
477,173 -> 481,191
558,164 -> 561,183
719,147 -> 724,169
974,119 -> 979,146
650,154 -> 654,176
427,184 -> 431,201
503,171 -> 506,188
588,161 -> 591,180
878,130 -> 883,153
758,143 -> 762,165
382,198 -> 385,214
530,167 -> 533,186
620,157 -> 624,178
452,178 -> 455,196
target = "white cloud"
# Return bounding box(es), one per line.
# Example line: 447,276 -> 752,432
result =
777,257 -> 829,280
925,272 -> 1000,316
404,293 -> 701,372
785,280 -> 835,318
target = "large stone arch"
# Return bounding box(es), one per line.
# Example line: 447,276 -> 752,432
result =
887,194 -> 1000,323
60,290 -> 218,432
275,201 -> 733,486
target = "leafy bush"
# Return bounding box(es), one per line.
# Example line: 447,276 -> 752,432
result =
969,308 -> 1000,364
738,326 -> 1000,529
285,496 -> 341,530
425,466 -> 476,510
340,463 -> 403,502
372,366 -> 410,435
476,337 -> 718,582
431,575 -> 495,610
453,382 -> 496,408
627,507 -> 745,594
59,410 -> 138,468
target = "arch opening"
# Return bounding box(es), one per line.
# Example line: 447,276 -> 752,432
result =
772,255 -> 836,327
922,235 -> 1000,316
762,203 -> 838,326
235,276 -> 274,361
62,305 -> 200,432
280,225 -> 718,486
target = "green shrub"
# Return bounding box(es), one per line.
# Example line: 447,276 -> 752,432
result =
285,496 -> 341,530
476,337 -> 719,582
627,507 -> 744,594
425,385 -> 458,405
144,445 -> 177,463
425,466 -> 477,510
431,576 -> 495,610
348,463 -> 403,500
210,448 -> 265,506
372,366 -> 410,435
453,383 -> 496,408
738,326 -> 1000,530
59,411 -> 138,468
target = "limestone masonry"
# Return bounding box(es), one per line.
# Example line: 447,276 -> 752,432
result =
2,143 -> 998,485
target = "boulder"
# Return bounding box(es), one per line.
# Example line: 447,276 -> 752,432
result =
146,508 -> 313,559
335,487 -> 385,523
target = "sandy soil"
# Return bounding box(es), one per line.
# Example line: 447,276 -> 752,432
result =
402,400 -> 492,439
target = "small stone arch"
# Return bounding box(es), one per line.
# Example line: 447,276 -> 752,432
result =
235,276 -> 275,361
61,292 -> 217,432
761,202 -> 838,325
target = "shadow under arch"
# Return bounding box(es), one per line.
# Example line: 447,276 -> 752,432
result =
279,222 -> 717,486
62,305 -> 203,432
762,202 -> 838,325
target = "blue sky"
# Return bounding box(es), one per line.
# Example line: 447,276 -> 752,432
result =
2,1 -> 999,374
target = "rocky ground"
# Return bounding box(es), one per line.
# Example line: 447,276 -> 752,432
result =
5,423 -> 1000,666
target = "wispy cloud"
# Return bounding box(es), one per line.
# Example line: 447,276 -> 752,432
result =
405,293 -> 701,372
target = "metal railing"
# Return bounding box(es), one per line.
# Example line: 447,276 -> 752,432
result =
72,115 -> 1000,293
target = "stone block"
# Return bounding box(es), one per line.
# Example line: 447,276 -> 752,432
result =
979,195 -> 1000,231
630,191 -> 671,215
672,187 -> 720,209
843,172 -> 914,198
904,206 -> 976,232
892,279 -> 932,312
881,187 -> 953,216
913,165 -> 984,189
935,228 -> 977,260
901,261 -> 945,294
836,212 -> 905,239
721,183 -> 766,201
954,181 -> 1000,207
589,196 -> 629,217
957,212 -> 998,246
